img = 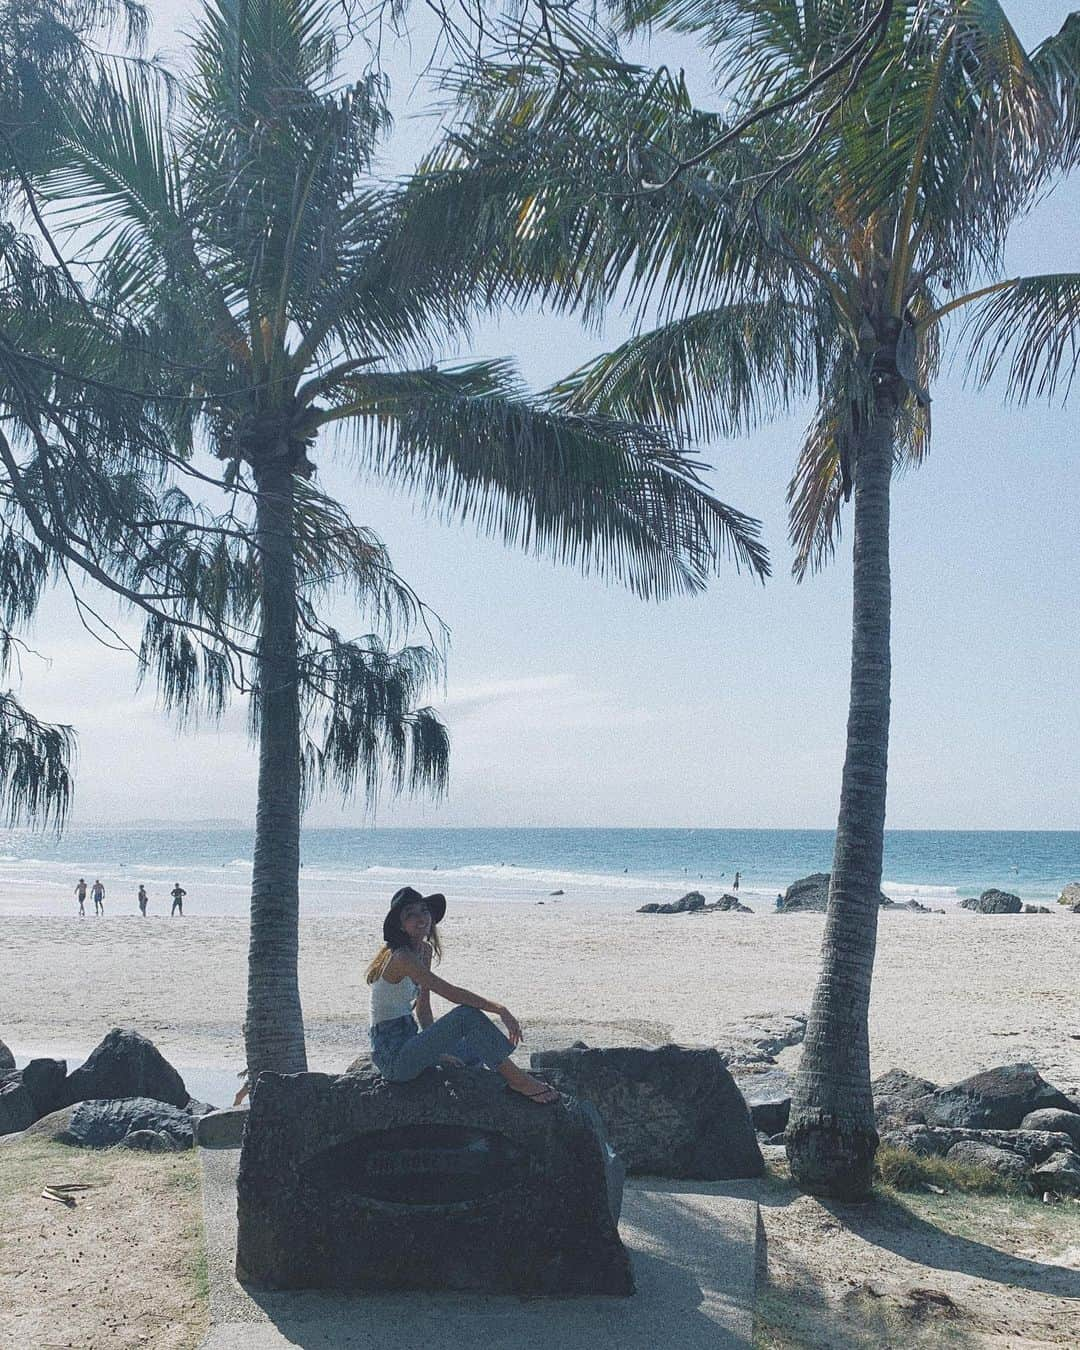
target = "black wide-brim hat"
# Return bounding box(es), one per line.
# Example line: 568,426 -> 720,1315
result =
383,886 -> 447,943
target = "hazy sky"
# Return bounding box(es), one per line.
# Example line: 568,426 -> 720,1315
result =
14,0 -> 1080,830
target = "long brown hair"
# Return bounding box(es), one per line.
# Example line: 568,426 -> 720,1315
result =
365,924 -> 443,984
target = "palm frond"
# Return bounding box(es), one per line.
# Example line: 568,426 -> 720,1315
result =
963,272 -> 1080,402
550,298 -> 819,440
321,361 -> 771,594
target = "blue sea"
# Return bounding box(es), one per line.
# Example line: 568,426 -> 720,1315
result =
0,826 -> 1076,917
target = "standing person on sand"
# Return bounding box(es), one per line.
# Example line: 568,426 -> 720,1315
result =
170,883 -> 186,917
74,878 -> 87,917
138,885 -> 149,917
733,871 -> 741,892
91,880 -> 105,915
366,887 -> 560,1103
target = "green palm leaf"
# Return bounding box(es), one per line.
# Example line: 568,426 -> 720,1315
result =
320,362 -> 770,593
964,272 -> 1080,402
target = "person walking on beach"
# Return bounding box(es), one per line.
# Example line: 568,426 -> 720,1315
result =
138,885 -> 149,917
91,879 -> 105,915
74,878 -> 87,917
733,871 -> 741,892
170,883 -> 186,916
365,886 -> 559,1103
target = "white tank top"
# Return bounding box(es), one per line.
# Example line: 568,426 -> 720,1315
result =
369,964 -> 419,1026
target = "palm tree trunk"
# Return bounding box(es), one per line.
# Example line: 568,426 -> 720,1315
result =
244,454 -> 308,1080
786,393 -> 895,1201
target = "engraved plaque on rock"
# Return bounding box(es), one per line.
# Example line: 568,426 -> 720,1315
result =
300,1124 -> 526,1205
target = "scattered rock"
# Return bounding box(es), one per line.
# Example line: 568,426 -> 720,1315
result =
20,1058 -> 68,1119
343,1053 -> 372,1075
0,1078 -> 34,1136
549,890 -> 564,896
960,889 -> 1022,914
30,1097 -> 195,1149
777,872 -> 889,913
880,1125 -> 1075,1167
185,1098 -> 219,1117
62,1029 -> 188,1109
1020,1109 -> 1080,1146
236,1067 -> 632,1295
872,1069 -> 937,1131
944,1139 -> 1028,1182
531,1043 -> 763,1179
1030,1150 -> 1080,1197
729,1065 -> 793,1134
636,903 -> 660,913
1023,905 -> 1051,914
1057,882 -> 1080,907
710,894 -> 753,913
120,1129 -> 176,1152
0,1038 -> 13,1074
196,1107 -> 249,1149
716,1012 -> 808,1066
924,1062 -> 1074,1128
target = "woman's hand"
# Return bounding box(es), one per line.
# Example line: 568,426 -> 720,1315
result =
498,1007 -> 523,1047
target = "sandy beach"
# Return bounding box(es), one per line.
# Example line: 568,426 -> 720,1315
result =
4,905 -> 1078,1098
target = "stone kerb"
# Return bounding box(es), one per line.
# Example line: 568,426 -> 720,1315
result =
235,1067 -> 633,1297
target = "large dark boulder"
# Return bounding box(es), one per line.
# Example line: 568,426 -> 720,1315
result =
236,1068 -> 632,1295
729,1065 -> 793,1135
74,1098 -> 193,1149
21,1058 -> 68,1119
960,889 -> 1022,915
778,872 -> 889,913
0,1038 -> 13,1073
62,1029 -> 188,1108
924,1063 -> 1074,1129
531,1044 -> 763,1179
0,1078 -> 34,1135
22,1097 -> 194,1149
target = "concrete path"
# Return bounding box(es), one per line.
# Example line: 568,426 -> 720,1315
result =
198,1145 -> 760,1350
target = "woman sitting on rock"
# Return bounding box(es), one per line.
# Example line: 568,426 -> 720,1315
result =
366,887 -> 558,1104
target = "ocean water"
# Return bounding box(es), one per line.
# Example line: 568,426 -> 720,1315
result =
0,825 -> 1076,918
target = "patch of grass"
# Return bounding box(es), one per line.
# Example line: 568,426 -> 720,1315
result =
875,1145 -> 1024,1196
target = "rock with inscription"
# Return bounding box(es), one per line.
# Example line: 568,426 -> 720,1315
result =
62,1029 -> 188,1109
778,873 -> 889,913
960,889 -> 1022,914
531,1043 -> 763,1179
0,1039 -> 13,1074
924,1063 -> 1074,1129
1057,882 -> 1080,907
236,1067 -> 632,1295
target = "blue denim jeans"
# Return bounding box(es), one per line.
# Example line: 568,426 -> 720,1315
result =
369,1006 -> 513,1082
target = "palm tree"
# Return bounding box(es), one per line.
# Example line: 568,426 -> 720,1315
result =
416,0 -> 1080,1196
48,0 -> 770,1080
